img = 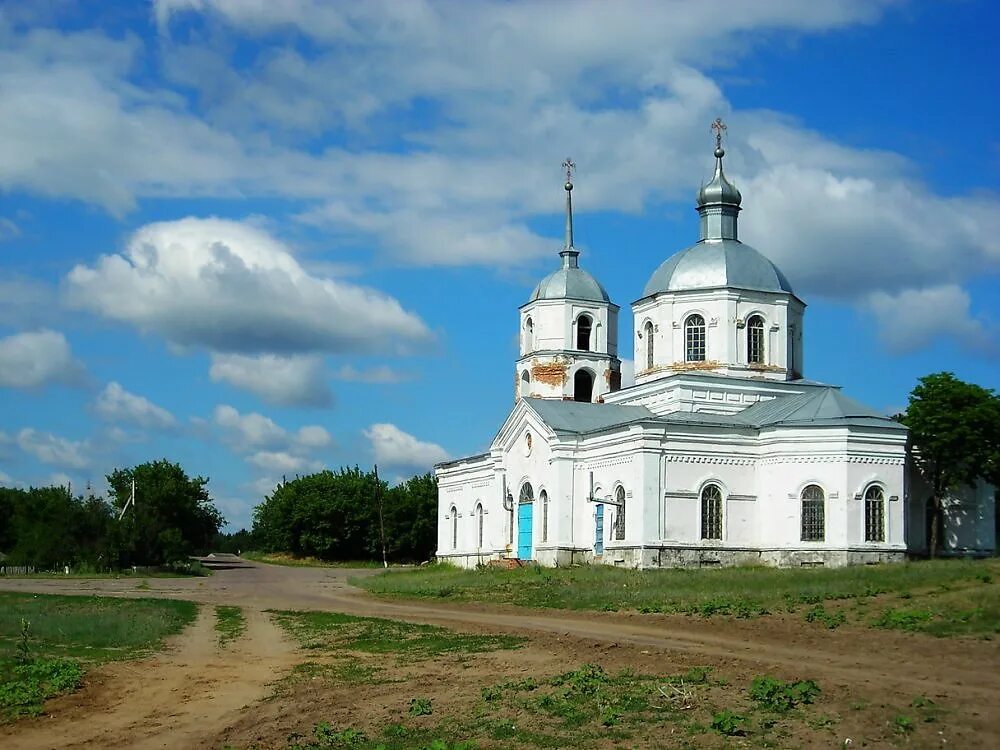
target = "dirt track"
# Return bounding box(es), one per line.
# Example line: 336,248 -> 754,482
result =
2,558 -> 998,748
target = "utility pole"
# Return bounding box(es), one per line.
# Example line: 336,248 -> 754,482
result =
374,464 -> 388,569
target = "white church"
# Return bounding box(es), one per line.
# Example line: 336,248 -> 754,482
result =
436,124 -> 996,569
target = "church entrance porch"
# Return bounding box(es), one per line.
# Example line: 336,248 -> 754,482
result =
517,502 -> 534,560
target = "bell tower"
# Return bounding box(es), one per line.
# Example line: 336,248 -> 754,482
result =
517,160 -> 621,403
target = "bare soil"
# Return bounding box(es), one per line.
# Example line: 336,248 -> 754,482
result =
1,559 -> 997,749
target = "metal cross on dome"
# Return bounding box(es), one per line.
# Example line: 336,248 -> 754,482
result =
563,157 -> 576,183
711,117 -> 727,149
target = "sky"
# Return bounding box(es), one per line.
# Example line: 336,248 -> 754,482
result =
0,0 -> 998,530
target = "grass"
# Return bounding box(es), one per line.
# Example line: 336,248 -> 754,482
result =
242,551 -> 387,569
0,564 -> 209,579
356,558 -> 1000,635
270,610 -> 524,659
277,665 -> 834,749
215,606 -> 246,646
0,592 -> 198,720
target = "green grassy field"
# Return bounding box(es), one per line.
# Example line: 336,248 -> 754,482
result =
356,558 -> 1000,637
0,593 -> 198,719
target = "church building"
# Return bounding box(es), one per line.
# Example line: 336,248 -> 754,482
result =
436,122 -> 995,568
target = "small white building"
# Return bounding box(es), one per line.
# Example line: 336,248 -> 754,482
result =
436,135 -> 996,568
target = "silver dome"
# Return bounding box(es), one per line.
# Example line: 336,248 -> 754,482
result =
642,239 -> 794,298
530,263 -> 611,303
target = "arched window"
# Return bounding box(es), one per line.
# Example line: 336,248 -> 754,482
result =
800,484 -> 825,541
476,503 -> 484,549
540,490 -> 549,542
614,485 -> 626,540
685,314 -> 706,362
506,492 -> 514,545
700,484 -> 722,540
747,315 -> 765,365
644,321 -> 654,370
520,370 -> 531,397
864,485 -> 885,542
523,317 -> 534,353
574,369 -> 593,402
450,505 -> 458,550
577,314 -> 592,351
519,482 -> 534,504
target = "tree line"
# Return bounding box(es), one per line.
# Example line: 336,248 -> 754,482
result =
0,459 -> 223,570
251,467 -> 438,563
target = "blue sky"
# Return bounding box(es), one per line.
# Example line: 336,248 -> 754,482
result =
1,0 -> 997,530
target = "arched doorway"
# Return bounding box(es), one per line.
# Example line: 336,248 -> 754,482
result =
574,369 -> 593,402
517,482 -> 534,560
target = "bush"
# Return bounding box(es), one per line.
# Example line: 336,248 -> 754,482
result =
710,709 -> 748,736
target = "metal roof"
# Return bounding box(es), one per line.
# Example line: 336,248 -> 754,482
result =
642,239 -> 795,299
736,388 -> 906,429
529,264 -> 611,303
524,398 -> 653,433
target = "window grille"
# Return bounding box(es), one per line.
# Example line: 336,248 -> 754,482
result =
577,315 -> 592,351
747,315 -> 765,365
450,506 -> 458,550
685,314 -> 706,361
519,482 -> 534,504
864,485 -> 885,542
507,493 -> 514,544
800,484 -> 825,541
540,490 -> 548,542
644,321 -> 654,369
614,486 -> 626,540
476,504 -> 484,549
700,484 -> 722,539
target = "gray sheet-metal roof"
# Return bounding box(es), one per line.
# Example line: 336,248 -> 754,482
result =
736,388 -> 905,429
530,264 -> 610,303
523,386 -> 903,436
524,398 -> 654,433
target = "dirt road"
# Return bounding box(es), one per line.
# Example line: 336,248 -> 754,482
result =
2,559 -> 998,748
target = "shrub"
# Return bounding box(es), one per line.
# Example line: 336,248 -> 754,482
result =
749,675 -> 820,712
710,709 -> 748,736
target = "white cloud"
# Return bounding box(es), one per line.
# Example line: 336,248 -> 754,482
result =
0,217 -> 20,241
46,472 -> 73,488
0,330 -> 83,388
295,425 -> 332,448
213,404 -> 288,450
210,353 -> 332,407
865,285 -> 999,356
247,450 -> 321,474
364,423 -> 449,472
94,382 -> 177,430
331,364 -> 412,384
0,469 -> 12,486
66,218 -> 432,355
16,428 -> 89,469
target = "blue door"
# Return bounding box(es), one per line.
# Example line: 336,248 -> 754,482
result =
517,502 -> 534,560
594,504 -> 604,555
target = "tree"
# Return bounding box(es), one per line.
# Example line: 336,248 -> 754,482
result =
107,460 -> 224,566
902,372 -> 1000,556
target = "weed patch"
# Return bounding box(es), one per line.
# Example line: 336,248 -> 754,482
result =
748,675 -> 821,712
270,610 -> 524,660
215,606 -> 246,646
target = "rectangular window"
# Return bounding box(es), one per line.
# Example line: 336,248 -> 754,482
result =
865,498 -> 884,542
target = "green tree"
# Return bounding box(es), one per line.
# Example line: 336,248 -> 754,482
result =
902,372 -> 1000,556
107,460 -> 224,566
384,473 -> 438,562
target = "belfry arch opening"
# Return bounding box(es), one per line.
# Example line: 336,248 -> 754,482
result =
574,369 -> 594,402
576,314 -> 592,351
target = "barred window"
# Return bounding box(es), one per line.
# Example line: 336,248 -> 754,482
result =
747,315 -> 765,365
540,490 -> 549,542
701,484 -> 722,540
476,503 -> 484,549
644,321 -> 654,369
685,314 -> 706,362
450,505 -> 458,550
507,493 -> 514,544
614,485 -> 626,540
800,484 -> 825,541
864,485 -> 885,542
